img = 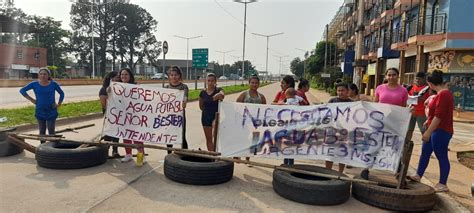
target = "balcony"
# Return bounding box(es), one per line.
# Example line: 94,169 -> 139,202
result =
380,9 -> 395,20
344,0 -> 355,7
390,27 -> 409,50
394,0 -> 421,11
408,13 -> 448,45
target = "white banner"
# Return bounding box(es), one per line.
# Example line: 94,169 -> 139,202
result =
217,101 -> 411,172
103,82 -> 185,144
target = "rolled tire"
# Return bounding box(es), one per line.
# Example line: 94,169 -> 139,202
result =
0,127 -> 16,141
35,141 -> 108,169
164,153 -> 234,185
0,137 -> 24,157
352,175 -> 436,212
272,164 -> 351,205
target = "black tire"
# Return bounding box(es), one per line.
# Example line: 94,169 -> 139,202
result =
0,127 -> 16,141
0,137 -> 24,157
272,164 -> 351,205
164,153 -> 234,185
352,175 -> 436,212
35,141 -> 108,169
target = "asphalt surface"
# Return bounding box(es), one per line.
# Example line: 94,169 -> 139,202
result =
0,80 -> 244,109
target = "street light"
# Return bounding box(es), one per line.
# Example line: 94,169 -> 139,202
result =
295,48 -> 310,77
273,55 -> 289,80
234,0 -> 257,79
174,35 -> 202,80
216,50 -> 234,78
253,32 -> 284,81
70,0 -> 114,79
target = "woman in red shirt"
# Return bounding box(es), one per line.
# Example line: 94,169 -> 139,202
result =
412,70 -> 454,192
272,75 -> 295,165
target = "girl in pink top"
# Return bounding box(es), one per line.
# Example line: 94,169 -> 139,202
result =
375,68 -> 408,107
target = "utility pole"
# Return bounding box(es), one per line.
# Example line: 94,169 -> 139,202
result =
274,55 -> 289,80
253,32 -> 284,80
324,24 -> 329,71
174,35 -> 202,80
216,50 -> 234,78
354,0 -> 366,90
234,0 -> 257,79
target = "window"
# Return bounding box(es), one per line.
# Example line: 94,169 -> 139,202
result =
16,50 -> 23,59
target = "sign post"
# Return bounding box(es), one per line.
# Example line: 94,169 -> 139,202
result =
162,41 -> 168,87
192,48 -> 209,90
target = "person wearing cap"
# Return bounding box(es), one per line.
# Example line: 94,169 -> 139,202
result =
20,67 -> 64,143
199,73 -> 225,151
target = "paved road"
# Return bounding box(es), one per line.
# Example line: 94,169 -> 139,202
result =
0,83 -> 390,212
0,80 -> 244,109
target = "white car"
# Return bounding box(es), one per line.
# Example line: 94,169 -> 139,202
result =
219,76 -> 228,80
151,73 -> 167,79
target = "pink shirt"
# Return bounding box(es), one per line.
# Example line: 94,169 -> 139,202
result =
375,84 -> 408,107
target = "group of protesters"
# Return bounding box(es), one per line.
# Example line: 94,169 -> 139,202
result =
19,65 -> 454,192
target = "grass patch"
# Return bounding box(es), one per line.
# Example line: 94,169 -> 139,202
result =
0,82 -> 270,128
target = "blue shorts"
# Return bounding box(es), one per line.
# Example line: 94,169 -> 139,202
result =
201,111 -> 216,127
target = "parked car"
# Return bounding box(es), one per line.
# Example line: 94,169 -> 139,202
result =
219,76 -> 228,80
151,73 -> 168,79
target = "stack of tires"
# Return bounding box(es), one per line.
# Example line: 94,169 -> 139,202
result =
36,141 -> 108,169
0,127 -> 24,157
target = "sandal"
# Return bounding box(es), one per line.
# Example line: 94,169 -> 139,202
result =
408,175 -> 421,182
434,183 -> 449,192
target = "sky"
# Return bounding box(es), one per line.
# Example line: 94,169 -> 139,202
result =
13,0 -> 343,75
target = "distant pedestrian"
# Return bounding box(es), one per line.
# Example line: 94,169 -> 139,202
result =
236,75 -> 266,164
296,78 -> 310,105
99,71 -> 121,157
165,66 -> 189,153
199,73 -> 225,152
326,83 -> 352,173
118,68 -> 146,165
412,70 -> 454,192
20,67 -> 64,144
348,83 -> 371,101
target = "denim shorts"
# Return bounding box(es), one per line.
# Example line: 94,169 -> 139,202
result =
201,111 -> 216,127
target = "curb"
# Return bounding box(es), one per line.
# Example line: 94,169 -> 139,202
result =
453,119 -> 474,124
407,167 -> 470,212
13,113 -> 103,132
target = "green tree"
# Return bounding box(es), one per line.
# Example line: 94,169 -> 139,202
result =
230,60 -> 255,78
290,57 -> 304,78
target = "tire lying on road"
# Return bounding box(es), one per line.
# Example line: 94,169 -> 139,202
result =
36,141 -> 108,169
0,137 -> 24,157
164,153 -> 234,185
272,164 -> 351,205
0,127 -> 23,157
352,175 -> 436,212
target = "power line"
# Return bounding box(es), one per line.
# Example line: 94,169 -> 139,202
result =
213,0 -> 244,25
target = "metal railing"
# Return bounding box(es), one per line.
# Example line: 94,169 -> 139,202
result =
391,27 -> 405,43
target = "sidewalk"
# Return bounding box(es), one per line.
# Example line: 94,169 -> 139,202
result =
308,87 -> 474,211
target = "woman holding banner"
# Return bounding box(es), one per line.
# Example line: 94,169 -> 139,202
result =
272,75 -> 296,165
118,68 -> 146,165
236,75 -> 267,163
165,66 -> 189,153
199,73 -> 225,152
99,71 -> 121,157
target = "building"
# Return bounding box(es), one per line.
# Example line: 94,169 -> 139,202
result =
326,0 -> 474,110
0,44 -> 47,79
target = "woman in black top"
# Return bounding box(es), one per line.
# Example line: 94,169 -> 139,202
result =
164,66 -> 189,152
99,71 -> 120,157
199,73 -> 225,151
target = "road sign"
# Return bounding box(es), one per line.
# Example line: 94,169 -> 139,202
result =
321,73 -> 331,78
163,41 -> 168,54
192,48 -> 208,69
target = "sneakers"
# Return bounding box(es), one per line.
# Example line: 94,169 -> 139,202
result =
434,183 -> 449,192
121,154 -> 132,163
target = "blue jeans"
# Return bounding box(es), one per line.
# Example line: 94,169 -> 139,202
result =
38,119 -> 56,144
416,129 -> 452,184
